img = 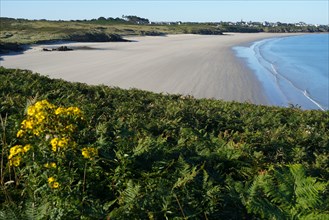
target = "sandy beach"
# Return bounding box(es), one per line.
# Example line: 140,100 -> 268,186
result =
0,33 -> 295,104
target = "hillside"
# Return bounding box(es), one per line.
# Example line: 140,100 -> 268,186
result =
0,67 -> 328,219
0,17 -> 222,50
1,17 -> 328,53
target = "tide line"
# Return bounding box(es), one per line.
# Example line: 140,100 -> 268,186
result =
303,90 -> 326,111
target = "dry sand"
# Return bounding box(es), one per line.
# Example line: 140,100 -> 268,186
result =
0,33 -> 295,104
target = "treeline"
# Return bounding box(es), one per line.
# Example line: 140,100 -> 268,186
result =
219,24 -> 329,33
1,16 -> 328,33
87,15 -> 150,24
264,25 -> 329,33
0,15 -> 150,25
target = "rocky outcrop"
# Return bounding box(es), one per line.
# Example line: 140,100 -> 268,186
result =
43,46 -> 73,52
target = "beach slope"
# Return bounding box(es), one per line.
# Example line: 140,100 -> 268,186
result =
0,33 -> 292,104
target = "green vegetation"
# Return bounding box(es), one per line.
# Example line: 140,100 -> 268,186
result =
1,67 -> 328,219
2,17 -> 327,51
0,17 -> 221,46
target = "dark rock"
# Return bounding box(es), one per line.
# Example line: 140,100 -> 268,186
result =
57,46 -> 73,51
42,46 -> 73,52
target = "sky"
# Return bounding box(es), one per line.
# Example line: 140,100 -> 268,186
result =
1,0 -> 328,25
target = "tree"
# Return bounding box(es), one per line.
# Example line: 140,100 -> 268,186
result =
97,16 -> 106,21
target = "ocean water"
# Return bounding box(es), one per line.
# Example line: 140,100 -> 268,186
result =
234,34 -> 329,110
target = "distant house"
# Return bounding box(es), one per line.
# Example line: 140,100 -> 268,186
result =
263,21 -> 270,27
295,22 -> 307,27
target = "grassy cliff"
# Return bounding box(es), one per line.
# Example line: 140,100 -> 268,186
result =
0,67 -> 328,219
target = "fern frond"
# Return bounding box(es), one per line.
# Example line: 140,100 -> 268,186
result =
120,180 -> 141,205
290,164 -> 326,210
133,136 -> 152,156
24,199 -> 50,220
263,167 -> 294,207
0,204 -> 22,220
243,164 -> 328,220
299,212 -> 329,220
173,158 -> 200,189
245,174 -> 286,219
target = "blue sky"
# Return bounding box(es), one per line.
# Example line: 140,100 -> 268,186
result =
1,1 -> 328,24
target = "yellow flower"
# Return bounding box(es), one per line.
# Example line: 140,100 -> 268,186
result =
9,145 -> 24,161
35,100 -> 54,111
52,182 -> 60,189
34,101 -> 43,110
10,145 -> 22,155
27,106 -> 36,116
33,128 -> 41,136
35,112 -> 46,123
8,145 -> 28,162
9,156 -> 21,167
50,138 -> 58,152
58,138 -> 68,147
48,177 -> 55,183
51,137 -> 70,152
51,146 -> 57,152
47,177 -> 59,189
67,107 -> 82,116
23,144 -> 31,153
55,107 -> 65,115
17,130 -> 24,138
21,120 -> 33,129
81,147 -> 98,159
13,158 -> 21,167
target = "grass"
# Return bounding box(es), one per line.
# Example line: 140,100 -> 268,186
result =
2,18 -> 327,47
0,18 -> 221,44
0,67 -> 328,219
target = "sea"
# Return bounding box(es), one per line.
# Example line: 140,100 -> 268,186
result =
234,34 -> 329,111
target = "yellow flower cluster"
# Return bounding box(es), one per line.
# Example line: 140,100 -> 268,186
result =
81,147 -> 98,159
55,106 -> 83,117
12,100 -> 85,169
17,100 -> 55,137
10,100 -> 93,194
16,100 -> 83,138
50,137 -> 70,152
8,144 -> 31,167
48,177 -> 60,189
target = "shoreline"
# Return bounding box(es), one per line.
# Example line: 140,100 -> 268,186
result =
0,33 -> 298,105
234,33 -> 328,110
